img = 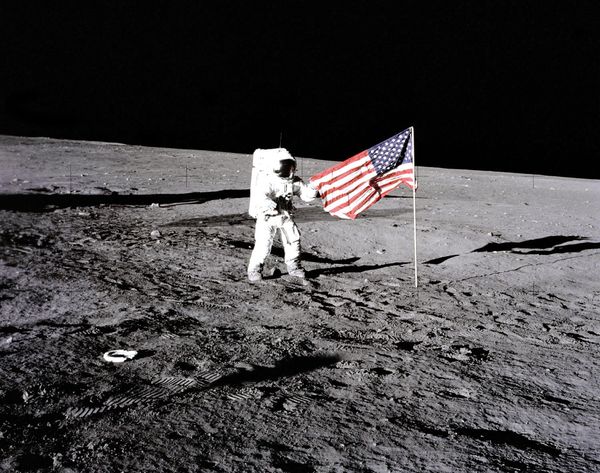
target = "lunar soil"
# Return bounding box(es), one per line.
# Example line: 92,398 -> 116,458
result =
1,136 -> 599,472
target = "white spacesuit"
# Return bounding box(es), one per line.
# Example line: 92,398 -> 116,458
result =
247,148 -> 317,282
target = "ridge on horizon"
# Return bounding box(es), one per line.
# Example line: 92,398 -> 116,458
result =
1,134 -> 596,181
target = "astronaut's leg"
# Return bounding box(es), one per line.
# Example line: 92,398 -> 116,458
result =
280,218 -> 305,278
248,216 -> 276,281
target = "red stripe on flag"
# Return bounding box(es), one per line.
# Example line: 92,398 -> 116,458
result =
310,144 -> 415,219
321,168 -> 377,210
310,151 -> 368,184
327,185 -> 375,217
318,166 -> 375,203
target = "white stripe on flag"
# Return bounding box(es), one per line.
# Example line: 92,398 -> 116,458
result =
310,154 -> 370,187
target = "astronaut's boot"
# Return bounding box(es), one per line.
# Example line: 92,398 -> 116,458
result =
247,265 -> 263,282
286,261 -> 306,279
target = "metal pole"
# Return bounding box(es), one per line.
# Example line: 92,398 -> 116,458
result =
410,127 -> 418,288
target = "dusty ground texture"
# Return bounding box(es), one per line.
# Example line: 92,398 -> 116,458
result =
1,135 -> 599,473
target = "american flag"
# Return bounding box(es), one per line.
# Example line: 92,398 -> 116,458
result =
310,127 -> 415,219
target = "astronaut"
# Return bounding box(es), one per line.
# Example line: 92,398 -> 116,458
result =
247,148 -> 317,282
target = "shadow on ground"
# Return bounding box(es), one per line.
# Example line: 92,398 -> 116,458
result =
424,235 -> 599,265
168,205 -> 414,227
215,353 -> 342,387
472,235 -> 589,253
0,189 -> 250,212
1,191 -> 416,224
307,261 -> 409,277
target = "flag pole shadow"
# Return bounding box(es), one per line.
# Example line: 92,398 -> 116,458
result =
307,261 -> 409,278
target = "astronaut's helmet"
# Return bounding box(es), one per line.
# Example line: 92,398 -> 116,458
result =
274,159 -> 297,179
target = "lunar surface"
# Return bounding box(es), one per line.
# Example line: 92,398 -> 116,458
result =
1,135 -> 599,472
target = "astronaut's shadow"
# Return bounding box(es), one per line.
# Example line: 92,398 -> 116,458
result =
306,261 -> 409,278
225,238 -> 409,275
226,239 -> 360,265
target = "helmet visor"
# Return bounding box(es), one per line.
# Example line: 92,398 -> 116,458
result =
275,159 -> 296,178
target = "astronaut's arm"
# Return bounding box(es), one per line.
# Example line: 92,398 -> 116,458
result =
294,177 -> 318,202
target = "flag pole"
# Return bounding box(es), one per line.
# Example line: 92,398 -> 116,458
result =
410,126 -> 418,288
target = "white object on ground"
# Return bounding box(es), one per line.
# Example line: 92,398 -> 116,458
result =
103,350 -> 138,363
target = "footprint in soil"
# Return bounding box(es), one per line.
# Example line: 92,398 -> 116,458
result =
278,393 -> 316,412
66,376 -> 199,418
440,344 -> 490,362
71,325 -> 118,337
226,387 -> 263,402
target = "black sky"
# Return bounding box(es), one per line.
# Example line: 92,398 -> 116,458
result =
1,1 -> 599,178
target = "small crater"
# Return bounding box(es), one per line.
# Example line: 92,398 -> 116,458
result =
16,453 -> 53,470
175,360 -> 197,371
272,456 -> 316,473
370,367 -> 394,376
395,340 -> 422,351
564,332 -> 590,342
455,428 -> 561,457
542,394 -> 571,406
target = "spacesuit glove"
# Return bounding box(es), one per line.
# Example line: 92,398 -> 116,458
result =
307,181 -> 320,198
